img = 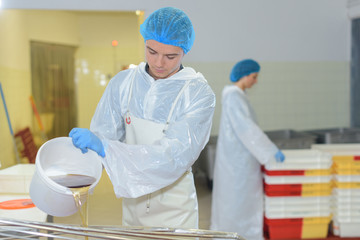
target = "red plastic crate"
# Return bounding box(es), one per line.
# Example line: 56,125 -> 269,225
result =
265,169 -> 306,176
264,217 -> 331,239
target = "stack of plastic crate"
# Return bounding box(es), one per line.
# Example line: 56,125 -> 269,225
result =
263,149 -> 333,240
312,144 -> 360,238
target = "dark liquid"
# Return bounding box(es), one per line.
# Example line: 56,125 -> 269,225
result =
50,174 -> 96,188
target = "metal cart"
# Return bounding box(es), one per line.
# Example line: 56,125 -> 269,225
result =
0,217 -> 244,240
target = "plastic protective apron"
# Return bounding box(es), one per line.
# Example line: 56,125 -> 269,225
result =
122,73 -> 198,228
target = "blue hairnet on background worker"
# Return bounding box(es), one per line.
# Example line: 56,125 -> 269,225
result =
69,7 -> 215,229
210,59 -> 285,240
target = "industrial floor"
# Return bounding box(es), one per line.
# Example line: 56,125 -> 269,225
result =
53,170 -> 213,230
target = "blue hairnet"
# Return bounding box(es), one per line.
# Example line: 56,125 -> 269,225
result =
230,59 -> 261,82
140,7 -> 195,54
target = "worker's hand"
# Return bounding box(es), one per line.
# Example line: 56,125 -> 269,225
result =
69,128 -> 105,158
274,150 -> 285,163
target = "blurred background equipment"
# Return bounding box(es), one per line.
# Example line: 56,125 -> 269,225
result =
29,95 -> 48,143
264,129 -> 317,149
195,136 -> 217,190
305,127 -> 360,144
30,41 -> 77,140
14,127 -> 37,164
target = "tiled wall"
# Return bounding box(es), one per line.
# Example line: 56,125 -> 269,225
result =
186,61 -> 350,136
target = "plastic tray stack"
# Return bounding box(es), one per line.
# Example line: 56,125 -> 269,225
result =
312,144 -> 360,238
263,149 -> 333,239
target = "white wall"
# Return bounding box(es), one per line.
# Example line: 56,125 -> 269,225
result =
3,0 -> 350,61
75,11 -> 144,128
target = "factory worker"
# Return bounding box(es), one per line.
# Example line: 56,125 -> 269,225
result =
210,59 -> 285,240
69,7 -> 215,229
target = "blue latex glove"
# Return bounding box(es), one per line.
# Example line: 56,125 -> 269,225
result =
69,128 -> 105,158
274,150 -> 285,163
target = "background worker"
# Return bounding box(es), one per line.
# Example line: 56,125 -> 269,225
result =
210,59 -> 285,240
69,7 -> 216,229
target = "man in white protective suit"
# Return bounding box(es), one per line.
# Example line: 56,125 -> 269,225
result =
210,59 -> 285,240
68,7 -> 216,229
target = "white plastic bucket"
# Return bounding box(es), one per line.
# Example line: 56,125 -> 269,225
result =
29,137 -> 103,217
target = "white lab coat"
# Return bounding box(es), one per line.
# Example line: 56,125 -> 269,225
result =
210,85 -> 278,240
90,62 -> 215,200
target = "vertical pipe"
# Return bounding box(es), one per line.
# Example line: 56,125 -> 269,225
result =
0,82 -> 21,164
351,18 -> 360,127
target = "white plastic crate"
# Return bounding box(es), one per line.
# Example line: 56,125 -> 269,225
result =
265,196 -> 331,207
265,149 -> 332,170
265,203 -> 331,213
332,208 -> 360,217
0,164 -> 35,194
332,188 -> 360,196
333,220 -> 360,237
334,174 -> 360,182
332,195 -> 360,204
333,213 -> 360,222
265,208 -> 331,219
311,144 -> 360,153
264,175 -> 332,184
332,203 -> 360,211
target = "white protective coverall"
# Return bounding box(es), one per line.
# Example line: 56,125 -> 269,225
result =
90,62 -> 215,228
210,85 -> 278,240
